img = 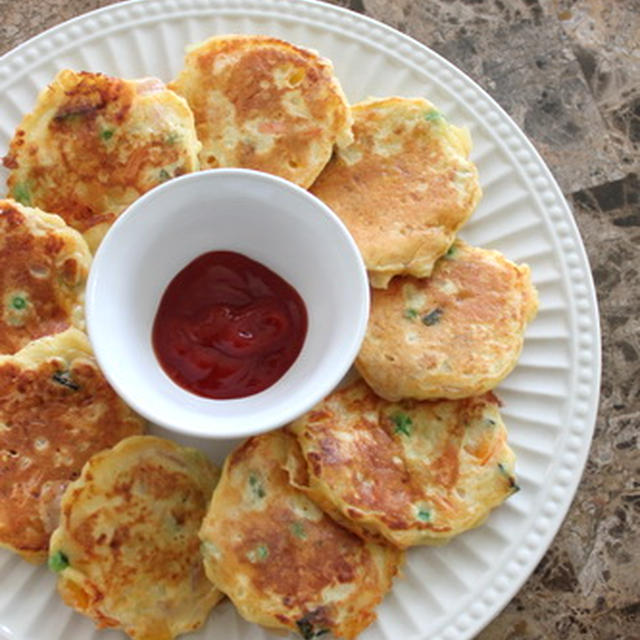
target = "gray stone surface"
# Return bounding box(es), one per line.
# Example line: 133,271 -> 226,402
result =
478,171 -> 640,638
1,0 -> 638,638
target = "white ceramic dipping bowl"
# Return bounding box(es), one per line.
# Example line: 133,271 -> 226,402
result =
86,169 -> 369,439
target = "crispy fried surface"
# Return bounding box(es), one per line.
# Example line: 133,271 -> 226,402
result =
4,70 -> 200,251
49,436 -> 221,640
289,380 -> 518,548
0,199 -> 91,355
0,329 -> 145,562
310,97 -> 481,288
199,430 -> 402,640
357,241 -> 538,400
169,34 -> 352,188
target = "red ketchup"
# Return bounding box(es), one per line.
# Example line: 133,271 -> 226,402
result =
152,251 -> 308,399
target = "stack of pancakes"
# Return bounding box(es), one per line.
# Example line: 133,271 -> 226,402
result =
0,33 -> 537,640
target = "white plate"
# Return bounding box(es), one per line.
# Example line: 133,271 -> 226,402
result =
0,1 -> 601,639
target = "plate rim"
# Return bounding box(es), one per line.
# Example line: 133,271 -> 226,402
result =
0,1 -> 602,639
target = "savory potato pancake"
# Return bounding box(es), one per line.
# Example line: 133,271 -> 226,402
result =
169,34 -> 352,187
199,430 -> 402,640
288,380 -> 518,548
0,329 -> 145,562
49,436 -> 222,640
310,97 -> 481,288
3,69 -> 200,251
0,199 -> 91,355
357,241 -> 538,400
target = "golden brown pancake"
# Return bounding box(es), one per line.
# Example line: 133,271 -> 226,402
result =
3,69 -> 200,251
199,430 -> 402,639
288,380 -> 518,548
169,34 -> 352,187
0,329 -> 145,562
0,199 -> 91,355
310,97 -> 482,288
357,241 -> 538,400
49,436 -> 222,640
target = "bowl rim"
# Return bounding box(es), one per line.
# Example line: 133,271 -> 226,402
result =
85,168 -> 370,439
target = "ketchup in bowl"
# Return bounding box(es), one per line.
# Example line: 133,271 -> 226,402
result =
152,251 -> 308,399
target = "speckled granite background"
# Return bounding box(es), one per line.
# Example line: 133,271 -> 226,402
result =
0,0 -> 637,638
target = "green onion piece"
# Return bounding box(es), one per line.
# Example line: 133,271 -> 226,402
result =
249,473 -> 266,498
422,308 -> 444,326
290,521 -> 306,539
246,543 -> 269,563
166,131 -> 180,144
100,129 -> 114,141
54,109 -> 87,122
425,109 -> 444,122
417,509 -> 431,522
48,550 -> 69,572
159,168 -> 171,181
297,621 -> 314,640
296,617 -> 329,640
445,245 -> 457,258
13,183 -> 31,206
10,295 -> 27,310
404,308 -> 419,320
52,371 -> 80,391
391,412 -> 412,436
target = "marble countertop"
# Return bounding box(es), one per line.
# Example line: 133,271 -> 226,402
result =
1,0 -> 637,638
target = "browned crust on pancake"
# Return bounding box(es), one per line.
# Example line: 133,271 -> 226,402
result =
0,330 -> 145,562
199,430 -> 402,639
310,97 -> 482,288
4,70 -> 199,250
288,380 -> 518,548
169,34 -> 352,187
0,199 -> 91,355
356,240 -> 539,400
51,436 -> 221,640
